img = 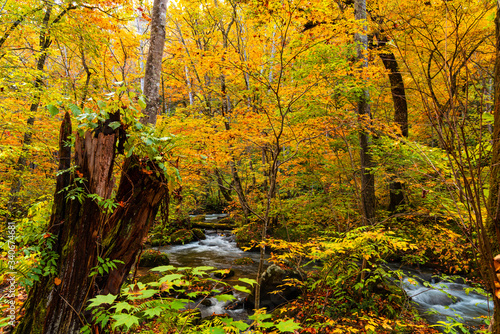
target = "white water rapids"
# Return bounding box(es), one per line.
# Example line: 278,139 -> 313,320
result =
154,214 -> 493,330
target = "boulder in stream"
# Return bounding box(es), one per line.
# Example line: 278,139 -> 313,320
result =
139,249 -> 170,267
245,264 -> 303,311
170,228 -> 206,244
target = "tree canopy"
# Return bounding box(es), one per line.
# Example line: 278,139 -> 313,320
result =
1,0 -> 500,333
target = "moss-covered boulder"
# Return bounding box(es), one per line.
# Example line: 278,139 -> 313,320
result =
192,228 -> 206,240
170,229 -> 194,244
169,228 -> 206,244
245,264 -> 303,311
139,249 -> 170,267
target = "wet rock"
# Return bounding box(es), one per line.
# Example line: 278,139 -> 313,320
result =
225,299 -> 244,311
139,249 -> 170,267
200,298 -> 213,307
192,228 -> 206,240
169,228 -> 206,244
245,264 -> 303,311
170,229 -> 195,244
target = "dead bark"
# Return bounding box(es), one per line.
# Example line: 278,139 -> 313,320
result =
15,1 -> 169,332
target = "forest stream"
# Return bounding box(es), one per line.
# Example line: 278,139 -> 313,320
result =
154,215 -> 493,331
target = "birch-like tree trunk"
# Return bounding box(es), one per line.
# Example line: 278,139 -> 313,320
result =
354,0 -> 376,224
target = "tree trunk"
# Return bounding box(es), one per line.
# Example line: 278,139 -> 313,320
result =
490,2 -> 500,259
7,3 -> 76,220
15,1 -> 168,332
141,0 -> 168,124
7,3 -> 53,219
214,168 -> 233,203
487,3 -> 500,333
378,36 -> 408,212
355,0 -> 376,224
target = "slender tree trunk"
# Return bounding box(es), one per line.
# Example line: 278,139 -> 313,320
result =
15,1 -> 168,332
490,3 -> 500,259
355,0 -> 376,224
7,3 -> 53,218
142,0 -> 168,124
214,168 -> 233,203
486,3 -> 500,333
378,39 -> 408,212
7,3 -> 76,219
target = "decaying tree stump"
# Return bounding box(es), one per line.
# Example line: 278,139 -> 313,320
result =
15,112 -> 167,333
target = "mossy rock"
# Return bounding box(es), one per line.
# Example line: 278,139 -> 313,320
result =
139,249 -> 170,267
150,238 -> 163,247
217,217 -> 234,225
192,221 -> 234,230
192,228 -> 206,240
191,215 -> 206,223
233,257 -> 254,265
149,235 -> 171,247
170,229 -> 195,245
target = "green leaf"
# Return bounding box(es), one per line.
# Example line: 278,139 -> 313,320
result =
233,285 -> 251,294
275,319 -> 302,332
207,328 -> 225,334
169,299 -> 188,310
249,313 -> 273,321
159,273 -> 184,283
231,320 -> 250,331
128,288 -> 157,300
111,313 -> 139,330
192,266 -> 215,275
144,306 -> 164,318
95,312 -> 109,325
138,96 -> 147,109
108,121 -> 121,130
126,146 -> 134,158
69,103 -> 81,116
97,100 -> 107,110
175,168 -> 182,182
214,294 -> 236,302
151,265 -> 176,273
47,104 -> 59,116
112,301 -> 133,313
87,294 -> 117,309
238,277 -> 257,286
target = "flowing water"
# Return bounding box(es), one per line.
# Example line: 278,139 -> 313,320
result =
390,265 -> 493,331
155,215 -> 493,330
156,214 -> 268,319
